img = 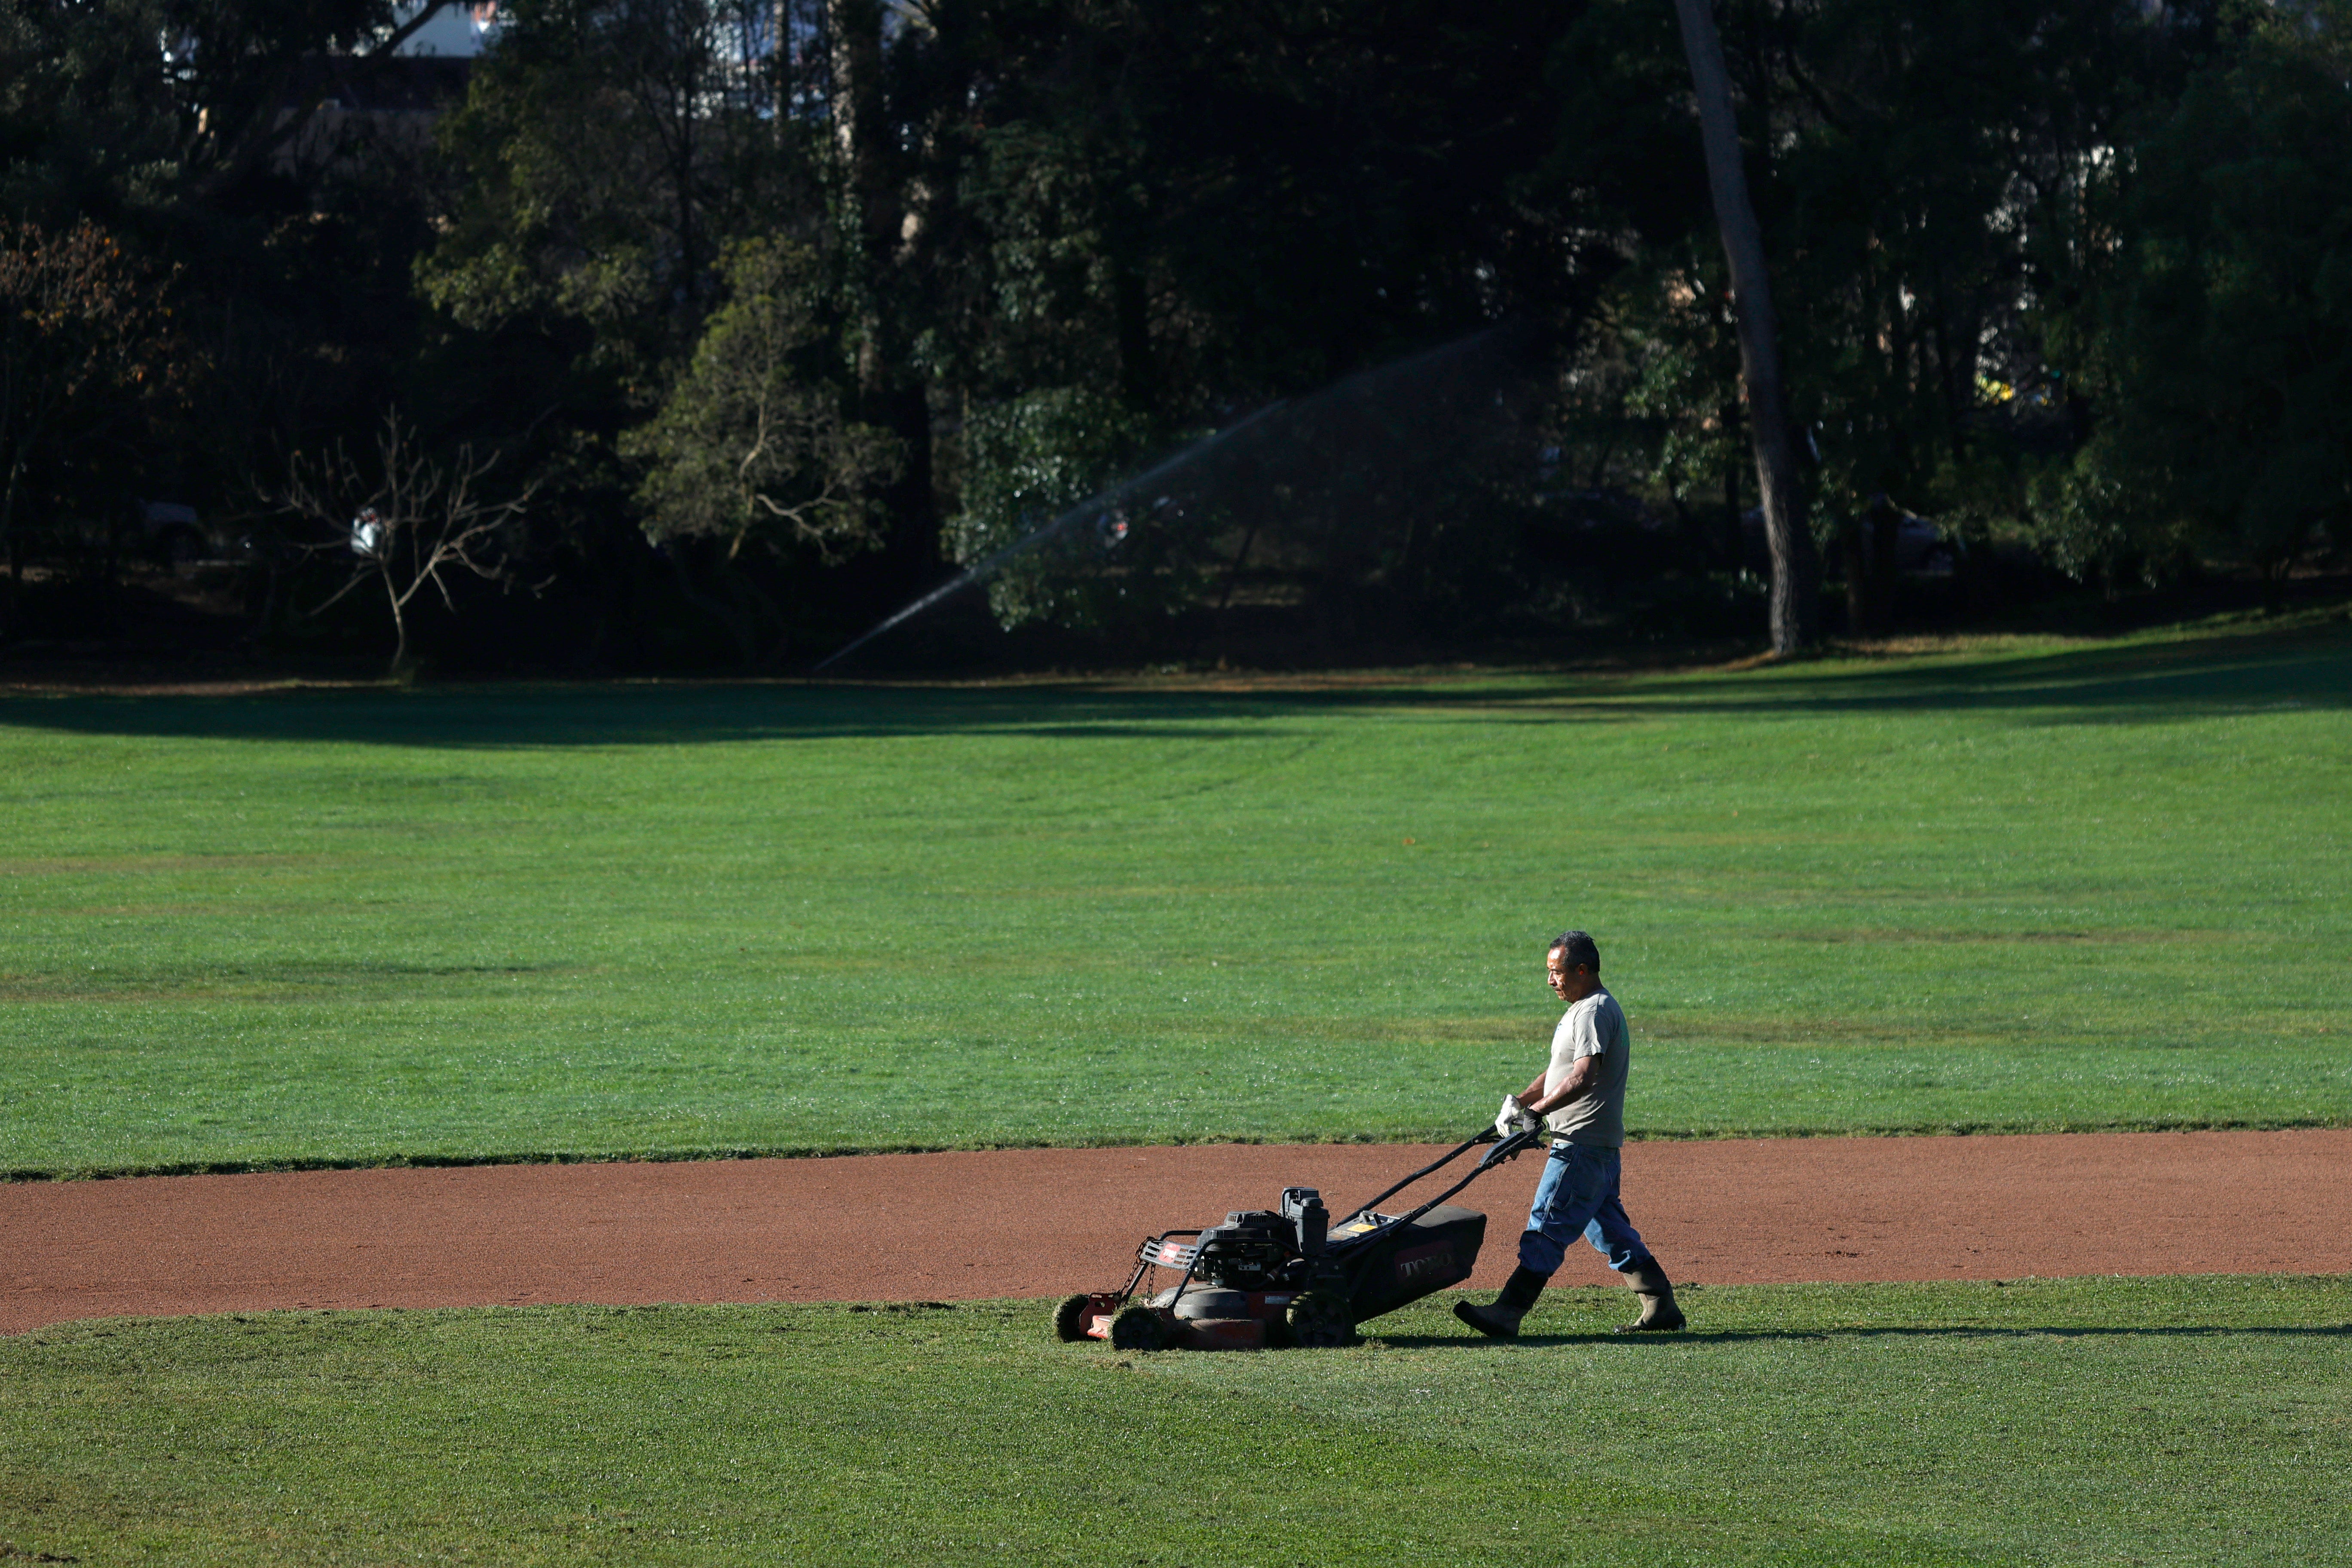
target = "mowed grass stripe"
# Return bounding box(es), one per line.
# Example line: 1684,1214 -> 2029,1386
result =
0,1276 -> 2344,1565
2,612 -> 2348,1175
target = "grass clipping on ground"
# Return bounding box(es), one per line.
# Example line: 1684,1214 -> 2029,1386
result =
2,1274 -> 2346,1566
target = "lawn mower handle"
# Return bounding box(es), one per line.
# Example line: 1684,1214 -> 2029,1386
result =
1339,1122 -> 1548,1228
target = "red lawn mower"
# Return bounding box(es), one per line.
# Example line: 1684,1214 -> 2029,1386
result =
1051,1122 -> 1547,1351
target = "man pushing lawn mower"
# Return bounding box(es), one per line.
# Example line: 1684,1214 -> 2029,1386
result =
1048,928 -> 1678,1351
1455,929 -> 1688,1338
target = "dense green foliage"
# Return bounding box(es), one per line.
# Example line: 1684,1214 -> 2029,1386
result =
2,1274 -> 2346,1564
1,0 -> 455,604
618,238 -> 903,663
1550,0 -> 2142,631
2036,3 -> 2352,594
4,0 -> 2348,666
0,618 -> 2344,1177
0,218 -> 186,592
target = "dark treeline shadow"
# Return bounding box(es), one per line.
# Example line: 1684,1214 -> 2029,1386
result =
0,614 -> 2343,749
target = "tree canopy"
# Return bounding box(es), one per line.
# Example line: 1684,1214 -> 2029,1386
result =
0,0 -> 2341,669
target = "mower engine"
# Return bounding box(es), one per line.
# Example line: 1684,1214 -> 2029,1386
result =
1193,1187 -> 1326,1289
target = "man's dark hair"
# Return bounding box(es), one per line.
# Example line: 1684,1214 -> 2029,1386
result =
1550,929 -> 1601,973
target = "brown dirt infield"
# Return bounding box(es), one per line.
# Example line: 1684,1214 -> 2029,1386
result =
4,1128 -> 2347,1335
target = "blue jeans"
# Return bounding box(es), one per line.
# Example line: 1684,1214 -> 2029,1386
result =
1518,1142 -> 1651,1277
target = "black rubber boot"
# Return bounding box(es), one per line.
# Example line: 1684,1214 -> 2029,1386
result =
1615,1256 -> 1687,1332
1454,1263 -> 1551,1339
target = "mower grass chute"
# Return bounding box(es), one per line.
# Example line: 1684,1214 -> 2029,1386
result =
1051,1123 -> 1547,1351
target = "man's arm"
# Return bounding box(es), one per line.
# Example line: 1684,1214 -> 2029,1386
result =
1521,1054 -> 1602,1120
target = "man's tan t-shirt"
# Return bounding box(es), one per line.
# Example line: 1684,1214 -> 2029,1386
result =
1543,987 -> 1629,1148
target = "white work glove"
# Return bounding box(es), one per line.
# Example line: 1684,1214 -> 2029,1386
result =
1496,1094 -> 1540,1138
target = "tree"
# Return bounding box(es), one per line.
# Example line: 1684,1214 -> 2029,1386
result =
415,0 -> 827,661
623,238 -> 900,662
1749,0 -> 2156,631
419,0 -> 789,353
940,384 -> 1159,631
2,0 -> 473,219
2036,4 -> 2352,598
0,219 -> 183,630
824,0 -> 890,398
275,412 -> 531,673
1544,0 -> 2168,638
1668,0 -> 1819,653
901,0 -> 1585,642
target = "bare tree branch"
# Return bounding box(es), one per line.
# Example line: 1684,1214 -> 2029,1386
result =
270,410 -> 535,674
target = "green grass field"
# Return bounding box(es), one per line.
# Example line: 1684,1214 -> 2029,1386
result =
3,611 -> 2349,1176
2,1276 -> 2346,1565
5,614 -> 2349,1565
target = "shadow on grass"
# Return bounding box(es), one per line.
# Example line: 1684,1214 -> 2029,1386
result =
1559,622 -> 2352,727
1368,1323 -> 2352,1349
0,615 -> 2343,748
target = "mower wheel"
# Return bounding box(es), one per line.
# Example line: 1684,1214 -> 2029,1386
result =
1051,1293 -> 1094,1343
1285,1291 -> 1355,1349
1108,1305 -> 1171,1352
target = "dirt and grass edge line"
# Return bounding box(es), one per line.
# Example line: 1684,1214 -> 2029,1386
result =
10,1112 -> 2351,1182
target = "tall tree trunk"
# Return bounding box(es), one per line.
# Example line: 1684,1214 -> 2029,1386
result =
827,0 -> 888,400
825,0 -> 938,597
1669,0 -> 1819,655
